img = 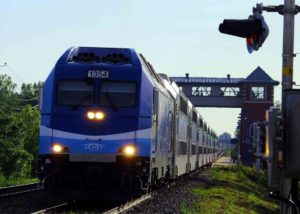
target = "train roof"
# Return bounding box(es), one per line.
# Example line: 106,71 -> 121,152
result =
57,47 -> 141,66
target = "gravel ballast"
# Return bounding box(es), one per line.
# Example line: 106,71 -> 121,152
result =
124,167 -> 213,214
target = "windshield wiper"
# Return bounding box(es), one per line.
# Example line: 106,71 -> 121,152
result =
105,92 -> 118,111
71,94 -> 91,110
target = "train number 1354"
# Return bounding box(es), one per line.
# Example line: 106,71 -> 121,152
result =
88,70 -> 109,78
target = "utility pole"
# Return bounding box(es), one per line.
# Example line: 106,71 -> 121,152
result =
280,0 -> 295,213
264,1 -> 298,213
262,1 -> 298,212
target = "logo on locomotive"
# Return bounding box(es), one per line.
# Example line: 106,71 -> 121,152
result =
82,143 -> 105,151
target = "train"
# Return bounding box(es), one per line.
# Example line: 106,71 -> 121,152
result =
37,47 -> 220,197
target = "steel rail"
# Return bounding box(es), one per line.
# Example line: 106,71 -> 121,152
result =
0,182 -> 43,199
103,194 -> 152,214
31,203 -> 69,214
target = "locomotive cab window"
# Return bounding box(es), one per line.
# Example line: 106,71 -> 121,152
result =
56,81 -> 94,106
100,81 -> 136,107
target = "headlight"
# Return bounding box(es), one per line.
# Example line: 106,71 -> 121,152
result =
123,145 -> 136,156
95,111 -> 105,120
52,144 -> 63,153
87,111 -> 95,120
87,111 -> 105,121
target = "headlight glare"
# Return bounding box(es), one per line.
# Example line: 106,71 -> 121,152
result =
95,112 -> 105,120
87,111 -> 105,121
123,145 -> 136,156
87,111 -> 95,120
52,144 -> 63,153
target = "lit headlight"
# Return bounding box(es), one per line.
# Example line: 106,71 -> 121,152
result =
52,144 -> 63,153
95,112 -> 105,120
87,111 -> 105,121
87,111 -> 95,120
123,145 -> 136,156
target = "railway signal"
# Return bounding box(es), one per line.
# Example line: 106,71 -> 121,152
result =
219,2 -> 300,213
219,11 -> 269,53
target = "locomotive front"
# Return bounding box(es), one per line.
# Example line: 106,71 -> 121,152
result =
38,47 -> 152,193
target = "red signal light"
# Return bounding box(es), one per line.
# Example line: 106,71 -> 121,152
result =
247,34 -> 259,53
219,13 -> 269,53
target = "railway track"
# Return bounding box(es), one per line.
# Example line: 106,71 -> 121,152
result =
103,173 -> 205,213
103,154 -> 224,214
29,173 -> 192,214
103,194 -> 152,214
31,202 -> 69,214
0,182 -> 43,199
2,154 -> 225,213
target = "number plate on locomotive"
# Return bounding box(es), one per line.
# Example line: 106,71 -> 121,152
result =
88,70 -> 109,78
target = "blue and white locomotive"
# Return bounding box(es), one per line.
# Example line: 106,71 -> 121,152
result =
38,47 -> 219,194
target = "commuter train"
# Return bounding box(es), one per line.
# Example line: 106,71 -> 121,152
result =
38,47 -> 220,195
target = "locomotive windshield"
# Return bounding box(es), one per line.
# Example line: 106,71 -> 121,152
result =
56,80 -> 94,106
100,82 -> 136,107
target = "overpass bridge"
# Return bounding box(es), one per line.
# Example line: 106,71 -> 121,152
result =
170,66 -> 279,165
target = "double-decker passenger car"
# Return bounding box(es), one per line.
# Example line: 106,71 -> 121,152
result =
38,47 -> 220,196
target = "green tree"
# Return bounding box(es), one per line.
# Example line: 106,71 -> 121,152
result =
0,106 -> 40,177
0,74 -> 41,178
219,132 -> 231,140
19,82 -> 43,107
0,74 -> 19,113
13,106 -> 40,176
234,127 -> 240,138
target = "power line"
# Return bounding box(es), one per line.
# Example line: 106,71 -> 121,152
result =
0,100 -> 39,111
31,104 -> 38,109
17,97 -> 39,102
0,93 -> 39,102
0,101 -> 23,111
1,63 -> 25,84
30,86 -> 42,92
0,62 -> 43,91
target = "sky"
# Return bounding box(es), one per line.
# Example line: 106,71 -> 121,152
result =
0,0 -> 299,136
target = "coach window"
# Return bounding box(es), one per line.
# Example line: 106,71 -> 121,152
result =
100,82 -> 136,107
192,111 -> 197,124
178,141 -> 187,155
192,144 -> 196,155
56,81 -> 93,106
180,96 -> 188,115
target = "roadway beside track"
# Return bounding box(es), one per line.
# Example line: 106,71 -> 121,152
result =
212,156 -> 235,167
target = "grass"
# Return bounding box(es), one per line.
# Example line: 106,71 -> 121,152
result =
223,149 -> 232,157
183,165 -> 279,214
0,175 -> 38,187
